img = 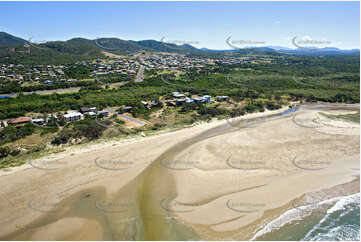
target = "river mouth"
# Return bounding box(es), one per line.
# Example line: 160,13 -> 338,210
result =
0,103 -> 359,240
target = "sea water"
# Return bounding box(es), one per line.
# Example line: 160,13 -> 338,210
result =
252,193 -> 360,241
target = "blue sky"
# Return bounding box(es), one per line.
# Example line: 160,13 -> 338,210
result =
1,1 -> 359,49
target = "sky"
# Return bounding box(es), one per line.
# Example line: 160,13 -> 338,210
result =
0,1 -> 360,50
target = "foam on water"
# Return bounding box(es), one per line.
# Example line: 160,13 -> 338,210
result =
251,193 -> 360,241
327,193 -> 360,214
302,193 -> 360,241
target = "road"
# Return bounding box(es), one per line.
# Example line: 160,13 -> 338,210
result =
107,110 -> 146,126
292,74 -> 313,87
118,114 -> 146,126
135,65 -> 145,82
1,81 -> 129,97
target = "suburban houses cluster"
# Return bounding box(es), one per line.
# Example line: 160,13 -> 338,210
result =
0,89 -> 229,129
0,63 -> 66,83
136,54 -> 274,71
163,92 -> 228,107
137,53 -> 278,71
92,58 -> 138,77
0,53 -> 276,95
0,59 -> 139,88
0,106 -> 110,129
139,54 -> 211,71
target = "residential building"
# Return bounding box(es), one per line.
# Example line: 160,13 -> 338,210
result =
172,92 -> 186,98
175,99 -> 186,106
216,96 -> 229,102
31,118 -> 45,125
64,112 -> 83,122
9,117 -> 31,125
122,106 -> 133,113
98,110 -> 109,117
203,95 -> 212,104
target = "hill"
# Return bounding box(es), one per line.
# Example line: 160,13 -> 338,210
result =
0,32 -> 359,64
0,35 -> 105,64
0,32 -> 27,47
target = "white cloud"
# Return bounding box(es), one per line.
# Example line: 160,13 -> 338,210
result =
273,21 -> 281,24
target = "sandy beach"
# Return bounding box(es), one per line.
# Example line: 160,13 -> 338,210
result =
0,103 -> 359,240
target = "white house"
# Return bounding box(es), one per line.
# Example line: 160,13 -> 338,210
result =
64,112 -> 83,122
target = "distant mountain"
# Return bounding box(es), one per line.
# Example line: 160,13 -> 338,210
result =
315,47 -> 360,53
0,32 -> 27,47
138,40 -> 201,53
96,38 -> 202,54
266,46 -> 292,51
240,45 -> 359,55
200,47 -> 237,53
0,32 -> 208,64
277,47 -> 360,55
0,32 -> 359,64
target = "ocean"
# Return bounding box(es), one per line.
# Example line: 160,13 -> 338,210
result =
252,193 -> 360,241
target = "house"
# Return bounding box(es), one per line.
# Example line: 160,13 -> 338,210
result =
122,106 -> 133,113
172,92 -> 186,98
165,101 -> 176,107
98,110 -> 109,117
128,70 -> 136,76
44,80 -> 54,85
151,100 -> 159,107
1,120 -> 8,128
193,97 -> 205,103
31,118 -> 45,126
64,112 -> 83,122
216,96 -> 228,102
9,117 -> 31,125
175,99 -> 186,106
185,98 -> 194,104
86,112 -> 97,117
141,101 -> 149,108
80,107 -> 90,113
203,95 -> 212,104
46,114 -> 58,123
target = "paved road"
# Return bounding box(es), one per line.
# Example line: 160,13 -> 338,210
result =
135,65 -> 145,83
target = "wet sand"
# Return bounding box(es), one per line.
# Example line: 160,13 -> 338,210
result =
0,103 -> 359,240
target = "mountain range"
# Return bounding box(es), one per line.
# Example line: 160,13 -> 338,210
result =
0,32 -> 359,64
